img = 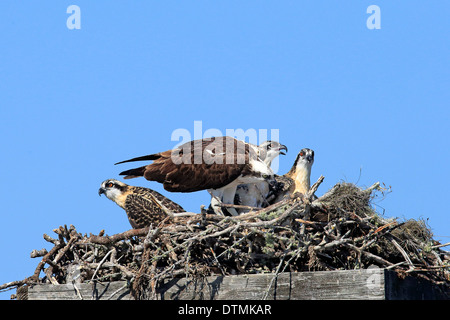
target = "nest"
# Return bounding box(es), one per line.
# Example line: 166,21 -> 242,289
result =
2,176 -> 449,300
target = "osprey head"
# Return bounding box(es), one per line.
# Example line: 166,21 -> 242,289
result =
294,148 -> 314,168
98,179 -> 128,206
258,140 -> 288,165
287,148 -> 315,195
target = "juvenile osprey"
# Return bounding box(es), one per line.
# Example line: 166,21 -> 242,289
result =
98,179 -> 185,229
234,141 -> 288,213
268,148 -> 315,204
115,136 -> 274,216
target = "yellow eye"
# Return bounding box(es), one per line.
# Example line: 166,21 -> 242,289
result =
300,152 -> 304,157
107,183 -> 113,188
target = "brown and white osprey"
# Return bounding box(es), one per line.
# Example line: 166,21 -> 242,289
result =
268,148 -> 315,204
248,140 -> 288,167
98,179 -> 185,229
234,141 -> 288,213
115,136 -> 275,216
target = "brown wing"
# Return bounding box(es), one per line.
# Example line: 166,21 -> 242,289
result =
124,194 -> 167,229
133,187 -> 185,213
119,137 -> 256,192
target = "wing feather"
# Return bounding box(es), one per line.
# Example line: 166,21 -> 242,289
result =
119,137 -> 256,192
124,194 -> 164,228
133,187 -> 185,213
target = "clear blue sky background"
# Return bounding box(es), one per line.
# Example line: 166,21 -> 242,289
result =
0,1 -> 448,299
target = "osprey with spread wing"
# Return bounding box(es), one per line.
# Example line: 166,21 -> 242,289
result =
115,136 -> 275,216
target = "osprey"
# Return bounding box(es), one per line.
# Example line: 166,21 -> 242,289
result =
98,179 -> 185,229
248,140 -> 288,166
234,141 -> 288,214
115,136 -> 275,216
268,148 -> 315,204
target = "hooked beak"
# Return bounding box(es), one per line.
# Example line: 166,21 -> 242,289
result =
306,155 -> 313,163
98,188 -> 105,196
278,144 -> 288,156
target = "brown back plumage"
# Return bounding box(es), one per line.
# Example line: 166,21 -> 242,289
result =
132,186 -> 185,213
117,137 -> 257,192
125,186 -> 185,228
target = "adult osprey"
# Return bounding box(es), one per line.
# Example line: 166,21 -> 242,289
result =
234,141 -> 288,213
268,148 -> 315,204
248,141 -> 288,167
115,136 -> 275,216
98,179 -> 185,229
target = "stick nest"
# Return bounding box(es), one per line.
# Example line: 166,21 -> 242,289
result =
2,176 -> 449,300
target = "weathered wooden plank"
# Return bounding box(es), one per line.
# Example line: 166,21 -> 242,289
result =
27,269 -> 385,300
27,281 -> 132,300
157,269 -> 386,300
26,269 -> 447,300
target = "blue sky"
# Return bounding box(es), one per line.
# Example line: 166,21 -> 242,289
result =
0,1 -> 449,299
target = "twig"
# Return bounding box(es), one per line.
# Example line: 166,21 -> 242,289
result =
72,282 -> 83,300
221,203 -> 260,211
295,218 -> 325,226
431,242 -> 450,249
106,282 -> 129,300
344,243 -> 394,267
30,239 -> 65,282
53,236 -> 78,265
313,238 -> 352,252
87,261 -> 135,279
0,279 -> 30,293
366,182 -> 381,193
307,175 -> 325,199
385,261 -> 407,270
30,249 -> 48,258
83,227 -> 150,245
390,238 -> 415,271
262,254 -> 286,300
91,249 -> 114,281
373,220 -> 398,234
244,202 -> 302,228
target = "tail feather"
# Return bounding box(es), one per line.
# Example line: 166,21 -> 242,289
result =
114,154 -> 160,165
119,166 -> 147,179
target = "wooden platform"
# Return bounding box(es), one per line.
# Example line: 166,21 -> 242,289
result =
26,268 -> 449,300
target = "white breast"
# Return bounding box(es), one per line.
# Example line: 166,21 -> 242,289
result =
249,157 -> 274,176
235,181 -> 270,211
